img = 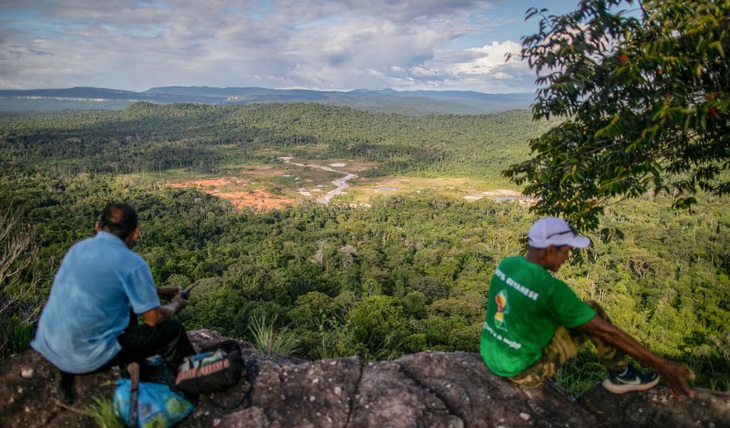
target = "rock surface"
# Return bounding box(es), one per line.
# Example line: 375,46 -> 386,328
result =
1,329 -> 728,427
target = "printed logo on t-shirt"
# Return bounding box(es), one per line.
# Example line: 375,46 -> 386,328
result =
494,291 -> 509,331
494,268 -> 540,301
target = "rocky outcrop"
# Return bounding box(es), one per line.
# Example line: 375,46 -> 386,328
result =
1,329 -> 728,427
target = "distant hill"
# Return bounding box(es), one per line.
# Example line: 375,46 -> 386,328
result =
0,86 -> 534,115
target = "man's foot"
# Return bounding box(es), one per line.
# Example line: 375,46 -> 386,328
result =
602,364 -> 660,394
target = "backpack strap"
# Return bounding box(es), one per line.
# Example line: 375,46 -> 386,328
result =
127,362 -> 140,428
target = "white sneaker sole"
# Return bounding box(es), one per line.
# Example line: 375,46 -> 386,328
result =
602,376 -> 660,394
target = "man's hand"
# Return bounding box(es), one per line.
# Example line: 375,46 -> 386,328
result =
657,360 -> 696,399
170,292 -> 189,312
157,286 -> 183,300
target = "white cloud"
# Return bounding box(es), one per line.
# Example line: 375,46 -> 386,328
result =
0,0 -> 545,92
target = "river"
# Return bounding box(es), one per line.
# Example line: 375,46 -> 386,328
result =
279,157 -> 358,206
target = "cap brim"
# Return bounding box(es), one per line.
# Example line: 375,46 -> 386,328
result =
564,235 -> 591,249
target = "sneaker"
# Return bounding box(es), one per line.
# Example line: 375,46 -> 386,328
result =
602,363 -> 660,394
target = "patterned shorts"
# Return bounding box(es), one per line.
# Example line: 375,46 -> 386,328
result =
508,301 -> 627,388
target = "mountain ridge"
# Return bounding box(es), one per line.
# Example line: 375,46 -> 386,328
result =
0,86 -> 534,115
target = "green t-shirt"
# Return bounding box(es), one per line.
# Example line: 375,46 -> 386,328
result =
479,256 -> 596,377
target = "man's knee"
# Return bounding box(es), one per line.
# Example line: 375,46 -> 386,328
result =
156,318 -> 187,336
509,359 -> 560,389
555,325 -> 584,359
156,319 -> 194,354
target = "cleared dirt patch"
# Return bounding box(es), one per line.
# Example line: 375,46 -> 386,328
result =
354,177 -> 524,201
167,161 -> 527,212
170,178 -> 295,211
481,189 -> 523,197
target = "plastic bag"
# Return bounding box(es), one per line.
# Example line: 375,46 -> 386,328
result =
113,379 -> 193,427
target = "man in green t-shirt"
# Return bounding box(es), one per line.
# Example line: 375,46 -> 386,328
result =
480,217 -> 694,399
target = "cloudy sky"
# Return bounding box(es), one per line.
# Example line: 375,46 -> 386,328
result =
1,0 -> 584,93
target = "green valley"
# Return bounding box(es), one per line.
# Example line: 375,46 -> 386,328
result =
1,102 -> 728,395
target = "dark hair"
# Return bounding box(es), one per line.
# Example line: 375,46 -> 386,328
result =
99,203 -> 138,239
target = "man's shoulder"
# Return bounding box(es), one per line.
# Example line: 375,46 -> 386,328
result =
498,256 -> 567,294
64,236 -> 100,258
499,256 -> 527,268
68,235 -> 96,248
500,256 -> 550,276
114,247 -> 148,269
70,235 -> 147,268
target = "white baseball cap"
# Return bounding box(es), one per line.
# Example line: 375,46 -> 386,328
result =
527,217 -> 591,249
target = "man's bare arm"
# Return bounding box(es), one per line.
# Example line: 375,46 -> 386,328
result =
141,293 -> 188,327
578,315 -> 695,399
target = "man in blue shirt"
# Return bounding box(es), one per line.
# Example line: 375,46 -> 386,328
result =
32,203 -> 194,402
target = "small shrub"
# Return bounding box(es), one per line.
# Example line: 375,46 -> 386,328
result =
85,397 -> 123,428
249,314 -> 300,358
555,358 -> 606,397
0,317 -> 35,358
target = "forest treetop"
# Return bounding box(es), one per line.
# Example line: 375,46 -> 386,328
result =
1,99 -> 728,392
504,0 -> 729,230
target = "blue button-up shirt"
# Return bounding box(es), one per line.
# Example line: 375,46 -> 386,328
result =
31,231 -> 160,373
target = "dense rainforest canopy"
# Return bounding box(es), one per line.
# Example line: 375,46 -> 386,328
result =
1,102 -> 728,395
0,102 -> 552,184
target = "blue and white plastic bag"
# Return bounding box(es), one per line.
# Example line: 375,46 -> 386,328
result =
113,379 -> 193,427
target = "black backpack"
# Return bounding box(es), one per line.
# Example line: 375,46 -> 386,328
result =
175,341 -> 245,395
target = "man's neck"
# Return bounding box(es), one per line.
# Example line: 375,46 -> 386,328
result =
524,249 -> 549,270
